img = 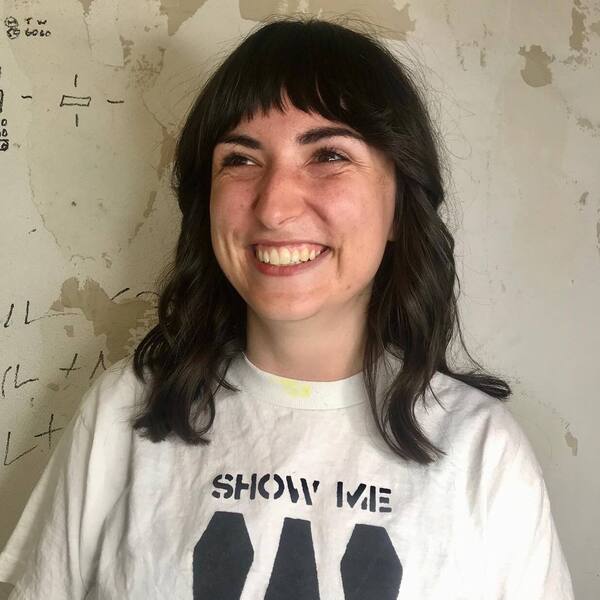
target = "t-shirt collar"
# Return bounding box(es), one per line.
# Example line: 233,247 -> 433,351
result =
234,349 -> 402,410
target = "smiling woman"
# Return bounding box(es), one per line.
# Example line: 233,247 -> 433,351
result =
0,14 -> 574,600
209,99 -> 397,349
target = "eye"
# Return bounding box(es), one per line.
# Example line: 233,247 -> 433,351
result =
313,147 -> 348,163
221,153 -> 254,167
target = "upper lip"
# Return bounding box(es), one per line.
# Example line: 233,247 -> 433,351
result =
250,240 -> 330,248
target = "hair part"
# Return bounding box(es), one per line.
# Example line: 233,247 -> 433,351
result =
131,14 -> 511,465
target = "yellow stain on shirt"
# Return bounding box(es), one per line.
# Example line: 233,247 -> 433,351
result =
271,376 -> 313,398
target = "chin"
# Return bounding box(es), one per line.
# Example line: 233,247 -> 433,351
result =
250,300 -> 326,322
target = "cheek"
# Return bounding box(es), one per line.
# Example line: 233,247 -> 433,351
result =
323,180 -> 393,271
317,178 -> 381,234
210,182 -> 242,225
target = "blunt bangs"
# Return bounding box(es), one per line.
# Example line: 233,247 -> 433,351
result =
201,18 -> 398,154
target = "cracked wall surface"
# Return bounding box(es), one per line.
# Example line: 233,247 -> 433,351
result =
0,0 -> 598,597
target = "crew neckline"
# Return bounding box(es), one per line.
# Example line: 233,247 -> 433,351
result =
236,350 -> 401,410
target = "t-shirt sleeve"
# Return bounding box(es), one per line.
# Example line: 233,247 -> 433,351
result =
0,374 -> 111,600
482,408 -> 575,599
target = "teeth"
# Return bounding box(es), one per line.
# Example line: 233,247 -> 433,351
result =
255,246 -> 325,265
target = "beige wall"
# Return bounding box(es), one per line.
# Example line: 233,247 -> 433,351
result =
0,1 -> 598,598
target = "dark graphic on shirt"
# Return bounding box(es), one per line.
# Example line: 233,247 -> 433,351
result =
193,511 -> 402,599
192,473 -> 402,599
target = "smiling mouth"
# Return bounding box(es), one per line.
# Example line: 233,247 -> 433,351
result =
248,245 -> 331,274
251,244 -> 330,266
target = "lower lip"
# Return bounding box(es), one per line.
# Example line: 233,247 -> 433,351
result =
248,246 -> 331,276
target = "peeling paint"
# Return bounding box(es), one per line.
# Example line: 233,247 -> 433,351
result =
569,5 -> 588,51
49,277 -> 156,363
518,45 -> 554,87
64,325 -> 75,338
565,428 -> 578,456
455,39 -> 486,71
159,0 -> 210,36
238,1 -> 416,41
158,125 -> 177,178
480,46 -> 487,68
78,0 -> 94,18
129,191 -> 158,244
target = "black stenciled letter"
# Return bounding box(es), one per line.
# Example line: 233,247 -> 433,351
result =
264,517 -> 320,599
341,523 -> 402,599
193,511 -> 254,599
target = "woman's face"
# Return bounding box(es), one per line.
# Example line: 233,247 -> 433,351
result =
209,98 -> 396,324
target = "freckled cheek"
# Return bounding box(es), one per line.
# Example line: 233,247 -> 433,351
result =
210,192 -> 234,250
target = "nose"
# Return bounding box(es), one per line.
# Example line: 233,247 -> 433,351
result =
253,161 -> 305,228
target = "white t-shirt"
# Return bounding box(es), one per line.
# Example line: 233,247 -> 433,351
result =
0,351 -> 574,599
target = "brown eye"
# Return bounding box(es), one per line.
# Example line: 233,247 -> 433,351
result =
314,147 -> 348,163
222,153 -> 253,167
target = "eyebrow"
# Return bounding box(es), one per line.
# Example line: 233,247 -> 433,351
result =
216,126 -> 365,149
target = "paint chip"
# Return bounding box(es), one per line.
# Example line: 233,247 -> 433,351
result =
569,5 -> 588,51
518,45 -> 554,87
564,428 -> 578,456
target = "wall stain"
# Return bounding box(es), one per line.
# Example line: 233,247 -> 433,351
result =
101,252 -> 113,268
238,0 -> 416,42
49,277 -> 156,363
481,24 -> 491,67
578,191 -> 589,207
455,25 -> 491,71
518,45 -> 554,87
455,40 -> 479,71
117,33 -> 166,89
576,116 -> 600,137
564,428 -> 578,456
132,49 -> 167,89
120,36 -> 135,63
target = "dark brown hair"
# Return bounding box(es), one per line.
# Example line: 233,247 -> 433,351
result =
131,15 -> 511,464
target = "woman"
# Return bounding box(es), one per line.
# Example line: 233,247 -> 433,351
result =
0,16 -> 574,599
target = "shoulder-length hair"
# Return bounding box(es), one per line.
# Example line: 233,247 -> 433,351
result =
131,15 -> 511,464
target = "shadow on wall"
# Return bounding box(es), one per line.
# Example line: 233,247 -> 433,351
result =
0,583 -> 13,599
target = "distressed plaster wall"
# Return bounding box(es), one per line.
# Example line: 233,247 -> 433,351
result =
0,0 -> 598,598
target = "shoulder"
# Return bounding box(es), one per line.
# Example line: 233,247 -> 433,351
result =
420,371 -> 537,474
75,355 -> 149,432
